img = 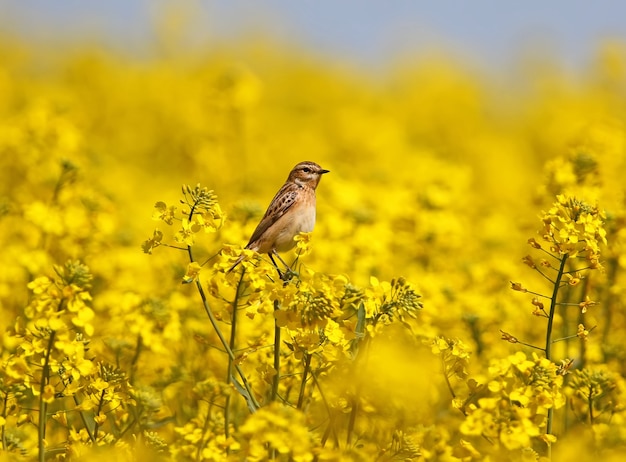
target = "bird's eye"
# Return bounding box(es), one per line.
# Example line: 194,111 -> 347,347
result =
302,167 -> 311,173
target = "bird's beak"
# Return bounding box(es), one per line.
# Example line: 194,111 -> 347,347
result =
320,169 -> 330,175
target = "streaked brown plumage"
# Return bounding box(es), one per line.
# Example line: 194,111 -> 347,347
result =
227,161 -> 329,274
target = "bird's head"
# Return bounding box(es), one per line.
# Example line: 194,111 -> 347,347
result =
288,161 -> 330,189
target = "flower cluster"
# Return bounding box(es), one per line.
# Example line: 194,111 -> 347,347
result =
238,403 -> 314,461
364,276 -> 423,330
143,184 -> 225,255
541,195 -> 607,262
566,368 -> 625,426
460,352 -> 565,450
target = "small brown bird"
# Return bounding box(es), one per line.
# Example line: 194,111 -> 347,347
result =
227,161 -> 329,275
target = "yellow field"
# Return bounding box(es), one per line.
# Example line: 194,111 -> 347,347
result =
1,33 -> 626,461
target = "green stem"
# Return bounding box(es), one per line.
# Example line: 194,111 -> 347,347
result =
552,325 -> 596,343
544,253 -> 568,459
117,417 -> 137,438
93,390 -> 107,441
588,385 -> 593,425
38,329 -> 57,462
129,334 -> 143,385
545,254 -> 568,361
296,354 -> 312,410
225,270 -> 245,449
576,278 -> 591,369
195,278 -> 259,410
185,201 -> 258,411
187,246 -> 259,411
346,336 -> 371,447
311,368 -> 340,448
72,395 -> 95,442
516,340 -> 546,350
534,268 -> 557,284
197,402 -> 214,462
271,300 -> 281,402
346,397 -> 358,447
441,357 -> 457,400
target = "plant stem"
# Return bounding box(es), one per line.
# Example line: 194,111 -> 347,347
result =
187,246 -> 259,411
225,270 -> 245,450
129,334 -> 143,385
588,385 -> 593,425
346,397 -> 358,447
271,300 -> 281,402
71,395 -> 95,442
197,402 -> 214,462
194,277 -> 259,411
93,389 -> 106,441
544,252 -> 568,459
38,329 -> 57,462
545,254 -> 568,361
184,195 -> 259,412
297,353 -> 312,410
311,368 -> 340,448
441,357 -> 456,399
346,336 -> 371,447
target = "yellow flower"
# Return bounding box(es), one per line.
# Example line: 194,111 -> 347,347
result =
196,205 -> 224,233
239,403 -> 314,461
42,384 -> 56,403
174,217 -> 200,246
540,195 -> 606,260
27,276 -> 52,294
141,229 -> 163,254
579,295 -> 598,313
71,306 -> 95,336
152,201 -> 177,225
294,231 -> 312,257
182,261 -> 203,284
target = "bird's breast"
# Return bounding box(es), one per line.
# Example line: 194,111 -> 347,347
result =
296,202 -> 316,233
273,200 -> 316,252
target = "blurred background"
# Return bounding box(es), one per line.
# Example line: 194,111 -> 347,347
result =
2,0 -> 626,71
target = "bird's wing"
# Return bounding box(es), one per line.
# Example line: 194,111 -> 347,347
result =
246,184 -> 299,248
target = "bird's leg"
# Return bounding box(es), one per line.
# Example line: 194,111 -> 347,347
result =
268,253 -> 285,280
272,250 -> 292,271
270,251 -> 296,282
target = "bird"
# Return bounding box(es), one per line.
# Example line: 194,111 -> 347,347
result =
227,161 -> 329,276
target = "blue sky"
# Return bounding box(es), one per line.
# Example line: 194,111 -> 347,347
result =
2,1 -> 625,69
